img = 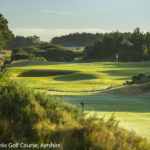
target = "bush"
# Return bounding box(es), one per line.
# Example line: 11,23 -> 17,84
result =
0,59 -> 3,67
0,73 -> 82,144
11,43 -> 78,62
0,81 -> 49,143
52,116 -> 150,150
132,75 -> 141,82
125,73 -> 150,85
138,73 -> 146,78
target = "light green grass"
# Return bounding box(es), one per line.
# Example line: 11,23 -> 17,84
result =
8,61 -> 150,142
9,61 -> 144,94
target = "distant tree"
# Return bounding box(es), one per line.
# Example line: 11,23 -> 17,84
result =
102,32 -> 122,58
0,13 -> 12,50
11,43 -> 80,62
145,32 -> 150,55
51,32 -> 103,47
83,32 -> 122,61
5,35 -> 41,50
83,28 -> 150,62
129,28 -> 145,46
129,28 -> 145,51
129,28 -> 149,60
118,42 -> 135,61
140,44 -> 149,60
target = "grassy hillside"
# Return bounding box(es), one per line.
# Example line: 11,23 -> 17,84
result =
8,61 -> 150,142
11,43 -> 82,62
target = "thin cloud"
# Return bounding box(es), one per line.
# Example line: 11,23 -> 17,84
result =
11,28 -> 111,41
41,10 -> 77,15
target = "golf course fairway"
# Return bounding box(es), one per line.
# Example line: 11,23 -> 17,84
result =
8,61 -> 150,142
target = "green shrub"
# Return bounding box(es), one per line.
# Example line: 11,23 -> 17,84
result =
11,43 -> 78,62
125,73 -> 150,85
0,75 -> 82,144
52,116 -> 150,150
33,57 -> 47,62
0,81 -> 49,143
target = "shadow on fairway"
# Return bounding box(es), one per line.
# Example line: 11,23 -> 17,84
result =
63,94 -> 150,113
54,72 -> 99,81
18,69 -> 75,77
103,62 -> 150,68
99,69 -> 150,77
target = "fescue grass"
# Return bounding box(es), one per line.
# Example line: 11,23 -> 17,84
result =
8,61 -> 150,142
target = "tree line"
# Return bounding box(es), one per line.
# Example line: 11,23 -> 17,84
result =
51,32 -> 104,47
0,13 -> 12,51
1,12 -> 150,63
83,28 -> 150,62
0,13 -> 82,62
12,43 -> 81,62
5,35 -> 41,50
0,13 -> 40,51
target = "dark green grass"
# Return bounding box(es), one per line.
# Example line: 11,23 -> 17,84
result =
18,69 -> 75,77
54,72 -> 99,81
63,94 -> 150,112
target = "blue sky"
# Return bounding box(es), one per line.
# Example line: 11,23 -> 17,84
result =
0,0 -> 150,41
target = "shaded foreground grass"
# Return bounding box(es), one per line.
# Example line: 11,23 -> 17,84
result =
64,94 -> 150,141
8,61 -> 150,142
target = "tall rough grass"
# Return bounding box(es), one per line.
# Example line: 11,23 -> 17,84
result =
0,70 -> 150,150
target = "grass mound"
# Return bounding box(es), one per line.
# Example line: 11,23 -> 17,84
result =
0,71 -> 150,150
100,83 -> 150,96
54,72 -> 99,81
18,69 -> 75,77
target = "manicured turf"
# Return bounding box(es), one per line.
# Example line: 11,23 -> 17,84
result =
8,61 -> 150,142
